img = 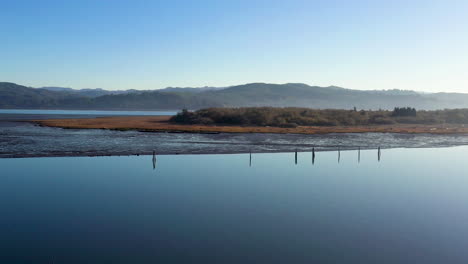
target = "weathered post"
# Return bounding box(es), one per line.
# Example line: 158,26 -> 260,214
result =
358,146 -> 361,163
338,147 -> 341,163
312,147 -> 315,165
152,150 -> 157,170
378,146 -> 381,162
249,150 -> 252,167
295,149 -> 298,165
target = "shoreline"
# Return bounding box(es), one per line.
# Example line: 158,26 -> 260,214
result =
3,144 -> 468,159
32,115 -> 468,135
0,148 -> 360,159
3,115 -> 468,159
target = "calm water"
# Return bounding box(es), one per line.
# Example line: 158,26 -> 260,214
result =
2,147 -> 468,263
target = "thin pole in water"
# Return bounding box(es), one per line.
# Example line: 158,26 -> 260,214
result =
378,146 -> 381,162
338,147 -> 341,163
295,149 -> 298,165
358,146 -> 361,163
249,150 -> 252,167
312,147 -> 315,165
152,150 -> 157,170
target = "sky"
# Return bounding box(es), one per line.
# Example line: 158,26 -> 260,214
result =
1,0 -> 467,92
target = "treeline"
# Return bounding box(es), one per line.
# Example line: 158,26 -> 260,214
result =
392,107 -> 416,117
170,107 -> 468,127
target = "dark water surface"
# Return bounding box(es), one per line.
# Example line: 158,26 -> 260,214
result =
2,147 -> 468,263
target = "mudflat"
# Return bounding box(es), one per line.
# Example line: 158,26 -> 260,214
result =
32,116 -> 468,134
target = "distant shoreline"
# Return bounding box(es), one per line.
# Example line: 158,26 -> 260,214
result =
32,116 -> 468,135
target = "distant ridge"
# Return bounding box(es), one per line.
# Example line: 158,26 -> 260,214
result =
39,86 -> 138,98
1,82 -> 468,110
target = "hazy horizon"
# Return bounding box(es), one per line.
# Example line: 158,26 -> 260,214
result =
3,81 -> 461,94
2,0 -> 467,92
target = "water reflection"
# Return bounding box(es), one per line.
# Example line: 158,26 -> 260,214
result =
152,151 -> 157,170
148,148 -> 387,170
312,147 -> 316,165
338,147 -> 341,163
358,147 -> 361,163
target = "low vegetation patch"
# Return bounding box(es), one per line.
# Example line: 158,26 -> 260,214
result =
170,107 -> 468,127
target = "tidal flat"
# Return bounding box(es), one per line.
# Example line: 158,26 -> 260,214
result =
3,112 -> 468,158
34,115 -> 468,134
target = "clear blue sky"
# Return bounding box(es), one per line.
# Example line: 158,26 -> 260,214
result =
1,0 -> 467,92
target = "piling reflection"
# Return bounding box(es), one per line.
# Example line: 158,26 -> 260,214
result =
358,147 -> 361,163
338,147 -> 341,163
149,147 -> 385,170
312,147 -> 315,165
152,151 -> 157,170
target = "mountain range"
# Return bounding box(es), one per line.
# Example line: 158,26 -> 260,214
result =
1,82 -> 468,110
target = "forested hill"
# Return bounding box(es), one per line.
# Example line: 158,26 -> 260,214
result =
2,82 -> 468,110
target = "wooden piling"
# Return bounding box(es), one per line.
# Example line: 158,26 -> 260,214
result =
312,147 -> 315,165
152,150 -> 157,170
358,147 -> 360,163
338,147 -> 341,163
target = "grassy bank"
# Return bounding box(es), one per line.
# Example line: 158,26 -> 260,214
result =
33,115 -> 468,135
